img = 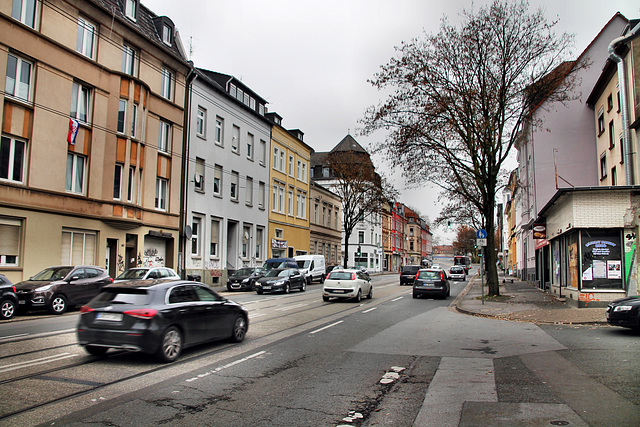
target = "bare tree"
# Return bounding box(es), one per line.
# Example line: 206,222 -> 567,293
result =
326,151 -> 395,268
361,0 -> 580,295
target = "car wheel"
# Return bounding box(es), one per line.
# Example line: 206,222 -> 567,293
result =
48,294 -> 67,315
84,345 -> 108,356
300,280 -> 306,292
354,290 -> 361,303
320,275 -> 325,284
284,283 -> 290,294
0,299 -> 16,320
227,284 -> 232,292
322,296 -> 330,302
229,315 -> 248,343
156,326 -> 182,363
367,286 -> 373,299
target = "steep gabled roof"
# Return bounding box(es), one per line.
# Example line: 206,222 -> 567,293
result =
330,134 -> 368,154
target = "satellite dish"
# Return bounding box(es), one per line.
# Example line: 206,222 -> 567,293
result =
184,225 -> 193,239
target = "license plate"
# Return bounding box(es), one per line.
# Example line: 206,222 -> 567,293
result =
262,286 -> 271,290
96,312 -> 123,322
18,300 -> 25,305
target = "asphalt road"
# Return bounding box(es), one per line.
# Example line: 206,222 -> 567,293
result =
0,270 -> 637,426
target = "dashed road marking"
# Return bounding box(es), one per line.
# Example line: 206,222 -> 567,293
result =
310,321 -> 343,334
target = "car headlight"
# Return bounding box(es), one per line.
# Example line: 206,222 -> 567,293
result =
35,284 -> 54,291
242,278 -> 249,283
614,306 -> 633,312
275,280 -> 285,285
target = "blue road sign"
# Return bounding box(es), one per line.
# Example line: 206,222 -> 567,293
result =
477,229 -> 487,239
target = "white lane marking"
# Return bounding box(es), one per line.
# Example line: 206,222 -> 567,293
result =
0,333 -> 29,341
310,321 -> 343,335
248,313 -> 266,319
185,351 -> 267,382
275,303 -> 309,312
0,353 -> 79,374
391,296 -> 403,302
363,307 -> 377,313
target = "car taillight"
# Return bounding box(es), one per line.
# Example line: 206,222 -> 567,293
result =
12,286 -> 16,293
415,272 -> 419,280
352,273 -> 356,280
80,306 -> 94,313
124,308 -> 157,319
440,271 -> 445,281
107,278 -> 114,283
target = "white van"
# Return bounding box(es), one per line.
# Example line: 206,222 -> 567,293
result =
294,255 -> 326,285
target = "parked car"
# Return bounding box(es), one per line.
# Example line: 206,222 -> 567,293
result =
295,255 -> 326,285
15,266 -> 113,314
77,280 -> 248,362
254,268 -> 305,294
263,258 -> 298,271
322,269 -> 372,302
226,267 -> 266,291
606,296 -> 640,332
449,266 -> 466,281
0,274 -> 18,320
325,265 -> 340,275
348,266 -> 371,281
413,268 -> 450,299
114,267 -> 180,283
400,265 -> 421,286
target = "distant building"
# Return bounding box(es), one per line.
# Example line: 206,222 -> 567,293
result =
309,181 -> 342,266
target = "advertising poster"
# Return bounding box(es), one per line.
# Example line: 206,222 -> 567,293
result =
581,230 -> 622,290
607,260 -> 621,279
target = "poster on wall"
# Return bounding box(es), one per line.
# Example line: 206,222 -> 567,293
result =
569,242 -> 579,287
592,260 -> 607,279
607,260 -> 622,279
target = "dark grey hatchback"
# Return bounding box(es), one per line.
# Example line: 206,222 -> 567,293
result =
413,268 -> 450,299
77,280 -> 248,362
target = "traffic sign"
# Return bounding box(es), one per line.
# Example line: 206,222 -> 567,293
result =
477,238 -> 487,247
476,229 -> 487,239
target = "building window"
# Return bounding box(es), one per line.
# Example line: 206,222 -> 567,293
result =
215,117 -> 223,145
322,206 -> 326,225
11,0 -> 37,28
125,0 -> 138,20
273,148 -> 278,171
246,176 -> 253,206
611,166 -> 617,186
314,204 -> 318,224
232,125 -> 240,153
608,120 -> 615,149
66,152 -> 86,194
210,218 -> 220,257
600,154 -> 607,180
323,167 -> 330,177
121,43 -> 138,76
195,157 -> 205,192
0,135 -> 26,184
196,107 -> 206,138
158,120 -> 171,153
359,231 -> 365,244
247,133 -> 254,160
127,166 -> 135,202
256,227 -> 263,259
242,225 -> 251,258
260,140 -> 266,165
61,229 -> 96,265
155,177 -> 168,210
280,151 -> 285,172
213,164 -> 222,196
5,54 -> 32,102
191,216 -> 201,256
162,24 -> 172,46
113,163 -> 122,199
230,171 -> 239,201
297,191 -> 307,219
76,17 -> 96,59
229,83 -> 237,98
117,100 -> 126,133
258,181 -> 265,209
272,182 -> 284,213
607,93 -> 613,112
131,103 -> 138,138
275,229 -> 283,239
288,188 -> 294,216
597,108 -> 605,136
71,82 -> 91,123
0,218 -> 21,266
161,67 -> 173,100
620,136 -> 625,164
289,155 -> 295,176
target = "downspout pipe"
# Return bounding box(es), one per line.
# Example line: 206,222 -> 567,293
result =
608,21 -> 640,185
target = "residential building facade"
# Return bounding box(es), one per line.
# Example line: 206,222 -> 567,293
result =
0,0 -> 189,282
183,69 -> 271,285
309,181 -> 342,266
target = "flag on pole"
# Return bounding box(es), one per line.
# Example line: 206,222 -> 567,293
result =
67,118 -> 79,145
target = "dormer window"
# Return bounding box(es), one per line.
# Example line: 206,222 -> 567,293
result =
125,0 -> 138,21
162,24 -> 172,46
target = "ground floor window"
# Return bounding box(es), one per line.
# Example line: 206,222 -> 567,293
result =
0,217 -> 21,266
580,229 -> 622,290
61,229 -> 96,265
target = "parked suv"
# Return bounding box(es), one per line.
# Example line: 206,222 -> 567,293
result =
15,266 -> 113,315
0,274 -> 18,320
400,265 -> 421,286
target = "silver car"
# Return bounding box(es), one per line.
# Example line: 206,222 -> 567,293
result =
322,269 -> 372,302
449,266 -> 466,281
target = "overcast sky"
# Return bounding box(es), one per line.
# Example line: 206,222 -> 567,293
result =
144,0 -> 639,244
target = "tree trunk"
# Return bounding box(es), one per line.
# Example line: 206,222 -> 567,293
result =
484,194 -> 499,296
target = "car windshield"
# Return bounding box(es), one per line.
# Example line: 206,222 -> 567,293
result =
418,271 -> 440,279
116,269 -> 149,279
296,260 -> 311,269
233,268 -> 255,277
91,288 -> 151,305
265,269 -> 284,278
328,272 -> 354,280
450,267 -> 464,273
402,266 -> 419,274
31,267 -> 73,281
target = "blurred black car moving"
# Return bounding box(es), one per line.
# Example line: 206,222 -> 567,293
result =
227,267 -> 266,291
77,280 -> 248,363
0,274 -> 18,320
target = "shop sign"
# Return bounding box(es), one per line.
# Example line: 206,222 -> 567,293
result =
532,224 -> 546,239
271,239 -> 287,249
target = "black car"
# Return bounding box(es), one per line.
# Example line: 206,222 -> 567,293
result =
606,296 -> 640,332
15,266 -> 113,314
0,274 -> 18,320
227,267 -> 266,291
254,268 -> 305,294
413,268 -> 450,299
77,280 -> 248,362
400,265 -> 421,286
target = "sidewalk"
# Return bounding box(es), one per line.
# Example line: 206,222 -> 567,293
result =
454,274 -> 607,325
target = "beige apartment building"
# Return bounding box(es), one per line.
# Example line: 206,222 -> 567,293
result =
309,181 -> 342,266
0,0 -> 190,282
